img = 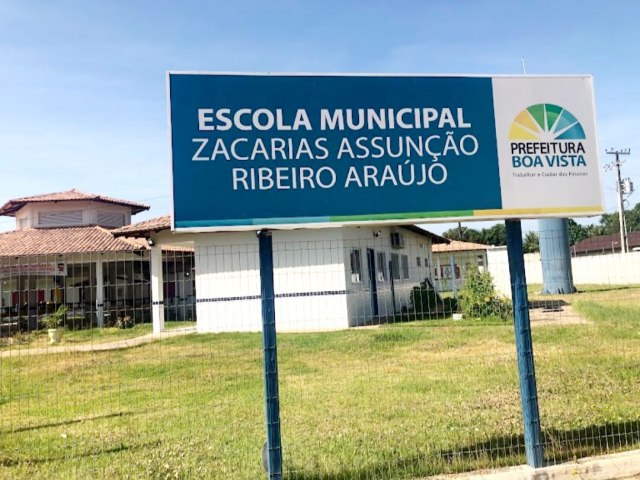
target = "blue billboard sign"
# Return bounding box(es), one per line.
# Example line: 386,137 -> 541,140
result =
168,73 -> 602,231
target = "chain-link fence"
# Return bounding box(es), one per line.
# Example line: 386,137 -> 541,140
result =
1,223 -> 639,478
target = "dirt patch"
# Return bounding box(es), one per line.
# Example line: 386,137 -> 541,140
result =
529,304 -> 591,326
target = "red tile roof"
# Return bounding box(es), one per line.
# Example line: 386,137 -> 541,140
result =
0,189 -> 150,216
400,225 -> 449,244
432,239 -> 489,253
112,215 -> 171,237
0,226 -> 149,257
572,231 -> 640,255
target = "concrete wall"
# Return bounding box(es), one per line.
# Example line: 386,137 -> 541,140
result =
487,247 -> 640,297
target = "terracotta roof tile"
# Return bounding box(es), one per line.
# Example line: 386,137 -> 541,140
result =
400,225 -> 449,244
0,226 -> 149,257
0,189 -> 150,216
432,239 -> 490,253
112,215 -> 171,237
572,231 -> 640,254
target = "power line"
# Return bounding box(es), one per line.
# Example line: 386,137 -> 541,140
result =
604,148 -> 632,253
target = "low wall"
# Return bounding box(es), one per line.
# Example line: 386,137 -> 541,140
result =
487,248 -> 640,297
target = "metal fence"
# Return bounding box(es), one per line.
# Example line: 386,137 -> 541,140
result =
0,249 -> 195,334
1,224 -> 639,478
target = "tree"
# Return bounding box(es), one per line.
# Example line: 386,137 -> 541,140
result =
442,223 -> 507,246
482,224 -> 507,246
624,202 -> 640,232
596,202 -> 640,236
458,266 -> 511,320
441,226 -> 484,243
523,231 -> 539,253
598,212 -> 620,236
567,219 -> 589,246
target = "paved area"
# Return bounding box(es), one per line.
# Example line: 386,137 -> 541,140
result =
0,327 -> 197,358
429,449 -> 640,480
529,304 -> 590,326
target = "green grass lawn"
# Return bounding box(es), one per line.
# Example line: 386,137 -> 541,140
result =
0,321 -> 196,350
0,290 -> 639,479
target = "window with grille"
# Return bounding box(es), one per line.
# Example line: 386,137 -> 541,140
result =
390,253 -> 400,280
401,254 -> 409,279
97,211 -> 125,228
38,210 -> 83,227
350,249 -> 362,283
376,252 -> 387,282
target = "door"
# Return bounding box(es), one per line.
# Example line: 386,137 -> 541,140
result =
366,249 -> 379,317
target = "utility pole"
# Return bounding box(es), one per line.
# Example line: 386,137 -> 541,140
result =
605,149 -> 631,253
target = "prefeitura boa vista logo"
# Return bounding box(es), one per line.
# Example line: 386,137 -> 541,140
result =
508,103 -> 587,169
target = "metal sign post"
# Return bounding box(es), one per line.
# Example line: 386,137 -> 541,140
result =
258,230 -> 283,479
505,220 -> 544,468
167,73 -> 606,475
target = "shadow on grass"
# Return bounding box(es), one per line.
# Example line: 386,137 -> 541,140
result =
284,420 -> 640,480
1,411 -> 133,434
528,299 -> 568,310
0,439 -> 160,467
574,285 -> 640,294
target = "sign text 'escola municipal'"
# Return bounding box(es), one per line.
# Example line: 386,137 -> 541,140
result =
168,73 -> 603,232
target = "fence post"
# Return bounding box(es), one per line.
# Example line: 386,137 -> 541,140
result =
150,246 -> 165,334
258,230 -> 283,479
505,220 -> 544,468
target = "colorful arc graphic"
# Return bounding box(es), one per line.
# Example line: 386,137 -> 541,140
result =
509,103 -> 586,140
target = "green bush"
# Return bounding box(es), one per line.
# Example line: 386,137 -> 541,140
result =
115,315 -> 134,329
458,266 -> 512,320
410,282 -> 458,316
410,284 -> 440,314
42,305 -> 68,329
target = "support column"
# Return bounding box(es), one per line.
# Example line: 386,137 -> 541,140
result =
151,246 -> 165,335
95,259 -> 104,328
449,254 -> 457,294
506,220 -> 544,468
258,231 -> 283,479
539,218 -> 576,294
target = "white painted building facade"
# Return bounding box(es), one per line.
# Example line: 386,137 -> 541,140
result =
13,200 -> 132,230
432,240 -> 489,293
146,224 -> 442,333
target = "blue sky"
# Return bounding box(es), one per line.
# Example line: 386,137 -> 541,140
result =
1,0 -> 639,234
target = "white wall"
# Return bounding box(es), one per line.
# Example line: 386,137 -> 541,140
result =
14,201 -> 132,229
342,227 -> 433,326
272,229 -> 349,331
194,232 -> 262,332
193,229 -> 349,333
172,226 -> 437,332
486,247 -> 512,297
487,248 -> 640,297
568,252 -> 640,285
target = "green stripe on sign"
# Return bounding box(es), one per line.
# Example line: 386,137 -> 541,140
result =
330,211 -> 474,222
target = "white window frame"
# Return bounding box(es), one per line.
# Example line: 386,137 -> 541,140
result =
376,251 -> 387,282
350,249 -> 363,284
390,253 -> 400,280
401,254 -> 410,279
